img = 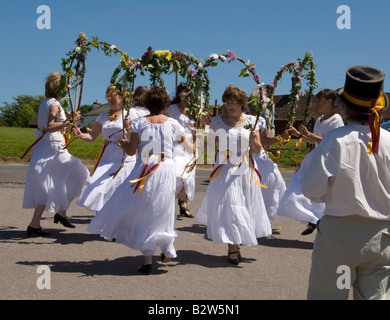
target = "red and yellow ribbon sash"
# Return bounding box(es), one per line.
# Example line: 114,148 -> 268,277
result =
249,153 -> 267,189
209,150 -> 231,180
62,124 -> 78,149
367,93 -> 386,154
210,149 -> 267,189
130,153 -> 165,194
89,139 -> 109,177
20,128 -> 48,161
182,155 -> 197,176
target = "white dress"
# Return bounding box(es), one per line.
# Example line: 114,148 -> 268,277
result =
76,112 -> 136,212
245,114 -> 286,220
166,104 -> 196,201
196,115 -> 272,245
276,114 -> 344,224
129,106 -> 150,120
87,117 -> 185,258
23,98 -> 89,213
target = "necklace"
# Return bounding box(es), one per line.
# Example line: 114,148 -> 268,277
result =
108,110 -> 121,121
226,113 -> 244,127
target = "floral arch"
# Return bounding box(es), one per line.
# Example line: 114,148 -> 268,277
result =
61,32 -> 318,150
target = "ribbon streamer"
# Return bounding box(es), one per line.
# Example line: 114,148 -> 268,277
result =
130,153 -> 165,194
89,139 -> 109,177
20,129 -> 47,161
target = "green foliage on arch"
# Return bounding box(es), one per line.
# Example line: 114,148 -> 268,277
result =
61,33 -> 318,129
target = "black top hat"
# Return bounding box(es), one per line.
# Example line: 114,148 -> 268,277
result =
337,65 -> 388,113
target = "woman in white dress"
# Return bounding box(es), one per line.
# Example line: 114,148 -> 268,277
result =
74,84 -> 136,213
87,86 -> 194,275
276,89 -> 344,235
196,85 -> 289,265
166,84 -> 196,218
23,72 -> 89,236
247,85 -> 287,221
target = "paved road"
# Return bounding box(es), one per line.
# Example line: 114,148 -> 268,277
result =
0,164 -> 322,304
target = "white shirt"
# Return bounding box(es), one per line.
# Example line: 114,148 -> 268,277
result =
301,124 -> 390,221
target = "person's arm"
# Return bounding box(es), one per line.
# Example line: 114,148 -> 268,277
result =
47,105 -> 80,133
73,121 -> 102,142
178,134 -> 196,154
250,129 -> 262,154
260,128 -> 290,147
118,132 -> 138,156
298,124 -> 321,144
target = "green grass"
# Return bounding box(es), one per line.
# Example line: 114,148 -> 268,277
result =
0,127 -> 103,164
0,127 -> 307,168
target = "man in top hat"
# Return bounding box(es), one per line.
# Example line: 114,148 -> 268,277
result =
300,65 -> 390,300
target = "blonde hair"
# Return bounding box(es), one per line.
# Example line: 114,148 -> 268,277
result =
106,84 -> 127,106
45,72 -> 62,98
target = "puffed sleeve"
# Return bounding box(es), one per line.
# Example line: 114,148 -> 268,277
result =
301,136 -> 340,203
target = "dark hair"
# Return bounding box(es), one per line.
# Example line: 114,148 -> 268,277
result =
316,89 -> 337,104
132,85 -> 148,107
171,83 -> 189,104
144,86 -> 170,114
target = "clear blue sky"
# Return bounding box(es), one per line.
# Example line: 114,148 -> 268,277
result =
0,0 -> 389,107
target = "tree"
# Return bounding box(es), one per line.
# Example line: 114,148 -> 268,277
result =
0,95 -> 44,127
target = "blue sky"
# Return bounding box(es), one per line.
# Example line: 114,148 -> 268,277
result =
0,0 -> 389,107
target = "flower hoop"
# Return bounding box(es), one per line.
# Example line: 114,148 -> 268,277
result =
271,52 -> 318,128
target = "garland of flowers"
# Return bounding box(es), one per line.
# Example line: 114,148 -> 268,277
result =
203,50 -> 263,126
61,33 -> 135,149
60,33 -> 318,172
271,52 -> 318,128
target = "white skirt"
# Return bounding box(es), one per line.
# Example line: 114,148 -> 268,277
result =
23,137 -> 89,213
174,151 -> 196,201
276,151 -> 324,224
253,149 -> 286,220
196,158 -> 272,246
88,156 -> 178,258
77,143 -> 136,212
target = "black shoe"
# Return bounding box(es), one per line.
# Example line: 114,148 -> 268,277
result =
27,226 -> 50,237
138,264 -> 152,275
178,199 -> 194,218
301,222 -> 316,236
54,213 -> 75,228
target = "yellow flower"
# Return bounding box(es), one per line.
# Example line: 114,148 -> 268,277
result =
122,54 -> 129,65
165,50 -> 172,61
68,70 -> 74,78
155,50 -> 164,57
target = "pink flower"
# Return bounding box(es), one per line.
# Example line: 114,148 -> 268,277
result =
249,65 -> 256,72
189,69 -> 196,77
227,50 -> 237,61
253,74 -> 260,82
